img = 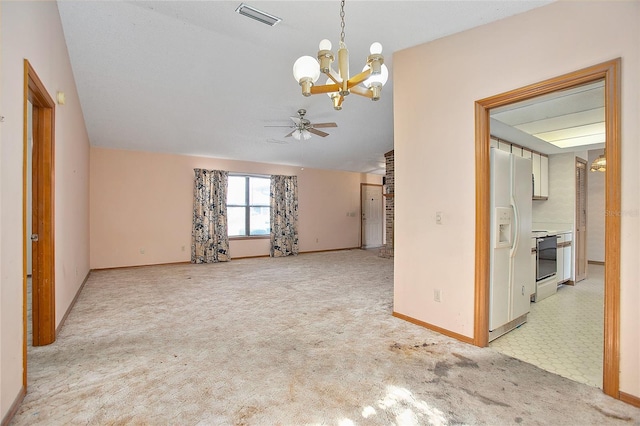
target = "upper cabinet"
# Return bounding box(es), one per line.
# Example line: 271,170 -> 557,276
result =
491,136 -> 548,200
532,152 -> 549,199
533,153 -> 541,196
540,155 -> 549,198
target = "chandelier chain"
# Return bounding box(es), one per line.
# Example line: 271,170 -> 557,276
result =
339,0 -> 345,44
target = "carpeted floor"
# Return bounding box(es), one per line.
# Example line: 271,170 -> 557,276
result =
12,249 -> 640,425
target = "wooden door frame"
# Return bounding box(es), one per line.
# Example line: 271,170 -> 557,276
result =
23,60 -> 56,377
575,157 -> 588,283
473,59 -> 621,398
360,183 -> 384,248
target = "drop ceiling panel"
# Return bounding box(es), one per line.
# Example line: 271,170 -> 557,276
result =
491,80 -> 605,152
515,107 -> 604,135
534,122 -> 605,143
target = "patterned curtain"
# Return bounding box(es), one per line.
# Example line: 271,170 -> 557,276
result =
270,175 -> 299,257
191,169 -> 230,263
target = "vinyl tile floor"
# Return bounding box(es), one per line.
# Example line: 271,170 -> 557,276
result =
490,264 -> 604,388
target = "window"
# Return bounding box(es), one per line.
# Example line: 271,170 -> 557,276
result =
227,175 -> 270,237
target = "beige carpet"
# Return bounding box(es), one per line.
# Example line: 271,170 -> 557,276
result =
12,249 -> 640,425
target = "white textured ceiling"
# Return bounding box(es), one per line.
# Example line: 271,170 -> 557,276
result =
58,0 -> 552,174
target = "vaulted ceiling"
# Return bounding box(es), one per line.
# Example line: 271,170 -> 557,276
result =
58,1 -> 552,174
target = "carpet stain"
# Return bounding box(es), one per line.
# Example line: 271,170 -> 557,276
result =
452,352 -> 479,369
434,361 -> 450,377
462,388 -> 511,407
389,342 -> 437,356
590,404 -> 633,421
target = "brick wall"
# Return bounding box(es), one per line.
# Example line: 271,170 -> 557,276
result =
380,150 -> 394,258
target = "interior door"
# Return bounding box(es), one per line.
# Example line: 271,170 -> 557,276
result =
361,184 -> 383,248
575,158 -> 588,282
26,60 -> 56,348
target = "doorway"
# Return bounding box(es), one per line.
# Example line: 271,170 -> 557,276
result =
360,184 -> 383,248
23,59 -> 57,388
473,59 -> 621,399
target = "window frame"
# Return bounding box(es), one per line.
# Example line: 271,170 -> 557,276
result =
227,174 -> 271,239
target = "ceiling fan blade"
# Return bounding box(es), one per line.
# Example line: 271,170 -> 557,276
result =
290,117 -> 302,126
284,130 -> 296,138
308,128 -> 329,137
264,125 -> 295,128
310,122 -> 337,128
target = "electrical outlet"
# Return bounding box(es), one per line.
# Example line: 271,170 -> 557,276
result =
435,211 -> 443,225
434,289 -> 442,303
181,245 -> 186,252
140,248 -> 145,254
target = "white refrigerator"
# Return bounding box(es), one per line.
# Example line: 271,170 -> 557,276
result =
489,148 -> 533,341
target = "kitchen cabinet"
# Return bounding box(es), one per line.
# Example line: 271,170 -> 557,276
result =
532,152 -> 549,199
562,233 -> 572,283
530,238 -> 537,300
498,140 -> 511,153
532,153 -> 541,196
490,137 -> 547,199
557,232 -> 572,284
556,236 -> 564,284
540,155 -> 549,198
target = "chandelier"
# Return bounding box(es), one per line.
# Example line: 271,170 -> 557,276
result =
590,150 -> 606,172
292,0 -> 388,110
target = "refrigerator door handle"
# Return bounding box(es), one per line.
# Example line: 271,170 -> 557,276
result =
510,201 -> 520,258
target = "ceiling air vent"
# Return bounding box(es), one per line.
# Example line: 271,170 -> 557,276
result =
235,3 -> 281,26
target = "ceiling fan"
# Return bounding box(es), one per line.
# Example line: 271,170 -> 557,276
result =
266,109 -> 337,140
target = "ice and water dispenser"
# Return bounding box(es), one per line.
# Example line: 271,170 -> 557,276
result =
494,207 -> 512,248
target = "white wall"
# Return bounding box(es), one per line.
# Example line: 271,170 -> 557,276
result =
394,1 -> 639,397
532,152 -> 578,229
89,147 -> 381,269
587,149 -> 606,262
1,1 -> 91,419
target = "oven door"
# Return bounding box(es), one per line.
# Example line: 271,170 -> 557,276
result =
536,236 -> 557,281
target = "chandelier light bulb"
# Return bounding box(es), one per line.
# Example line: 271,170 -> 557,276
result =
293,56 -> 321,83
319,39 -> 332,51
362,63 -> 389,87
369,42 -> 383,55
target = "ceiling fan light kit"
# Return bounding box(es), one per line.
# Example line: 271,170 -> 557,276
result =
265,109 -> 338,140
292,0 -> 388,110
292,129 -> 312,141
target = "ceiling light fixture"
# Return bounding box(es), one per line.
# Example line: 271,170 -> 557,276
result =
590,150 -> 606,172
292,129 -> 312,141
292,0 -> 388,110
235,3 -> 281,26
